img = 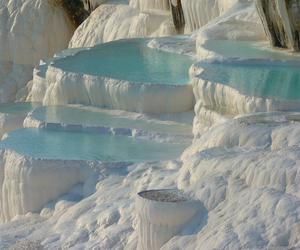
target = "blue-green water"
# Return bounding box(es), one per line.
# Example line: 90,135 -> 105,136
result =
0,102 -> 40,114
198,40 -> 300,101
52,39 -> 194,85
0,128 -> 188,161
37,48 -> 83,78
31,106 -> 192,135
203,40 -> 300,61
197,62 -> 300,101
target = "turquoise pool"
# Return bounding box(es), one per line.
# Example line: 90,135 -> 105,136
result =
0,128 -> 188,161
31,106 -> 192,136
196,62 -> 300,101
202,40 -> 300,61
50,39 -> 194,85
197,39 -> 300,101
0,102 -> 40,114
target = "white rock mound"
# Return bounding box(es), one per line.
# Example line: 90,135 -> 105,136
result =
0,0 -> 74,102
1,1 -> 300,250
30,66 -> 194,114
182,0 -> 240,33
0,150 -> 96,222
173,117 -> 300,249
69,1 -> 175,48
82,0 -> 108,12
0,0 -> 74,66
1,117 -> 300,249
130,0 -> 169,11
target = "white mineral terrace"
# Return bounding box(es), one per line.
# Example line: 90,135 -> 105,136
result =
29,38 -> 195,114
0,103 -> 40,137
192,37 -> 300,135
23,105 -> 193,143
1,0 -> 300,249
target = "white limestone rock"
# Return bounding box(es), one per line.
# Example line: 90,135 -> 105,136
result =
195,1 -> 265,50
1,1 -> 300,249
0,0 -> 74,66
2,120 -> 300,249
0,150 -> 97,222
82,0 -> 108,12
136,189 -> 201,250
0,113 -> 26,138
255,0 -> 300,51
173,117 -> 300,249
0,61 -> 33,103
0,0 -> 74,102
29,65 -> 194,114
182,0 -> 240,33
192,76 -> 300,136
129,0 -> 169,11
69,3 -> 175,48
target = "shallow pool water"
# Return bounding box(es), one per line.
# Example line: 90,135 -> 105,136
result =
51,39 -> 194,85
0,102 -> 40,114
31,106 -> 192,135
197,62 -> 300,101
0,128 -> 188,161
37,48 -> 83,78
197,40 -> 300,101
203,40 -> 300,61
235,112 -> 300,124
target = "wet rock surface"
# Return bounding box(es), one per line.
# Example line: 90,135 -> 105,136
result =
256,0 -> 300,51
170,0 -> 185,34
53,0 -> 89,27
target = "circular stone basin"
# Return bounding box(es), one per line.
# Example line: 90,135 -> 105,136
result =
136,189 -> 201,250
0,128 -> 189,161
51,39 -> 194,85
29,105 -> 192,136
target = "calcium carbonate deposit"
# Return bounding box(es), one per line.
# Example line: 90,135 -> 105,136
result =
0,0 -> 300,249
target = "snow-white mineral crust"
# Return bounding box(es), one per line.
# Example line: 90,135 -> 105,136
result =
130,0 -> 169,11
1,0 -> 300,250
0,0 -> 74,102
0,150 -> 97,222
0,113 -> 27,138
69,3 -> 175,48
136,189 -> 201,250
2,115 -> 300,249
29,66 -> 194,114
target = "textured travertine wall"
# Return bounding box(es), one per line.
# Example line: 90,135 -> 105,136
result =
82,0 -> 108,12
29,66 -> 194,114
130,0 -> 170,11
0,0 -> 74,102
0,0 -> 74,66
136,190 -> 200,250
256,0 -> 300,51
69,4 -> 175,48
182,0 -> 239,33
170,0 -> 185,34
0,150 -> 95,222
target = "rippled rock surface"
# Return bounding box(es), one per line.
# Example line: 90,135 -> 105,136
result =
256,0 -> 300,51
170,0 -> 185,34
